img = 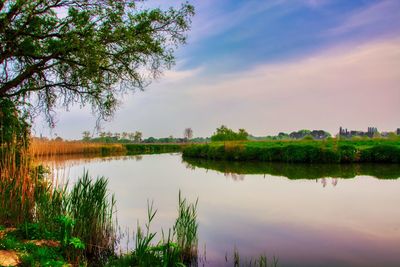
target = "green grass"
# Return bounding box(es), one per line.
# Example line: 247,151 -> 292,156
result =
65,171 -> 116,265
0,229 -> 68,266
107,192 -> 199,267
183,139 -> 400,163
174,191 -> 198,265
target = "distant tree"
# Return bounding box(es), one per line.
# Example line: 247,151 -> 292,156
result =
99,132 -> 106,139
128,132 -> 135,141
82,131 -> 91,141
211,125 -> 249,141
183,128 -> 193,141
114,133 -> 121,140
134,131 -> 142,143
106,131 -> 113,138
144,137 -> 156,143
238,128 -> 249,140
278,132 -> 289,139
122,132 -> 128,140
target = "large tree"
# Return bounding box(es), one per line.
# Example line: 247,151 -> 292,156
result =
0,0 -> 194,126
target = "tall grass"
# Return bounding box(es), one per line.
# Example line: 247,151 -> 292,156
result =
0,144 -> 37,226
174,190 -> 198,265
30,138 -> 126,157
108,193 -> 199,267
66,171 -> 116,264
229,247 -> 279,267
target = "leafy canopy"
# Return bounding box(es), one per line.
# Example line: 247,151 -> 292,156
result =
211,125 -> 249,142
0,0 -> 194,126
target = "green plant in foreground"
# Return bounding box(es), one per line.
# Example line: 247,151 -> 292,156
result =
229,247 -> 279,267
107,194 -> 199,267
174,191 -> 199,265
131,201 -> 186,267
66,171 -> 116,265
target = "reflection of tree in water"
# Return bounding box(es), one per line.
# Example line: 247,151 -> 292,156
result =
182,157 -> 400,180
224,172 -> 245,181
183,161 -> 196,170
317,178 -> 338,188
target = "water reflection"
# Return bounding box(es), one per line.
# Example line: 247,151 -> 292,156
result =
318,177 -> 339,188
38,154 -> 400,267
37,154 -> 145,169
182,157 -> 400,181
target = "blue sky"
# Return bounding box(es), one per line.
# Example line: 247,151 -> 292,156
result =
35,0 -> 400,139
179,0 -> 400,73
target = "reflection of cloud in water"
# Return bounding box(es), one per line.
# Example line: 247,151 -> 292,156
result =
37,154 -> 144,184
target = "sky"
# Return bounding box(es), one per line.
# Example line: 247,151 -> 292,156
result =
34,0 -> 400,139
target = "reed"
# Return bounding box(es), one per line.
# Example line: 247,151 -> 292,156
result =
107,194 -> 199,267
229,247 -> 278,267
65,171 -> 116,265
174,190 -> 198,265
0,144 -> 37,226
30,138 -> 126,157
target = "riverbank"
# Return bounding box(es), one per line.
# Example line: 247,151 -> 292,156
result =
30,139 -> 185,158
182,139 -> 400,163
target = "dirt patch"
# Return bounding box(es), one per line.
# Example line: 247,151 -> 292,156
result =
26,239 -> 60,247
0,228 -> 16,240
0,250 -> 20,266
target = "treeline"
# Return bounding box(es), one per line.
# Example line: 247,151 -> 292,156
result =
250,129 -> 331,141
80,131 -> 210,144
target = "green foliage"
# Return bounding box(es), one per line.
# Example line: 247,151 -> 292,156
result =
68,237 -> 85,250
174,191 -> 198,265
211,125 -> 249,142
1,1 -> 194,125
65,171 -> 116,264
0,231 -> 67,267
360,144 -> 400,163
0,98 -> 30,149
108,194 -> 199,267
124,143 -> 183,155
183,139 -> 400,163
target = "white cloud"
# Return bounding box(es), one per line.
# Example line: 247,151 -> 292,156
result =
184,37 -> 400,135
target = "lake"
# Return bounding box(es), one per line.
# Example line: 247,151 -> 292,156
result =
41,153 -> 400,267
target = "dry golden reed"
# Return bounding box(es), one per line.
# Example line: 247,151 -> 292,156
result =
30,138 -> 126,157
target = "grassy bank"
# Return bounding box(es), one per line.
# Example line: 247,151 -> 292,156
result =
1,145 -> 116,265
125,143 -> 184,155
183,139 -> 400,163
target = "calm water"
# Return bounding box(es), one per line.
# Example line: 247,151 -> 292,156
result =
43,153 -> 400,267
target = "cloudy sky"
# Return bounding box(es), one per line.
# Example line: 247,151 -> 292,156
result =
35,0 -> 400,139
